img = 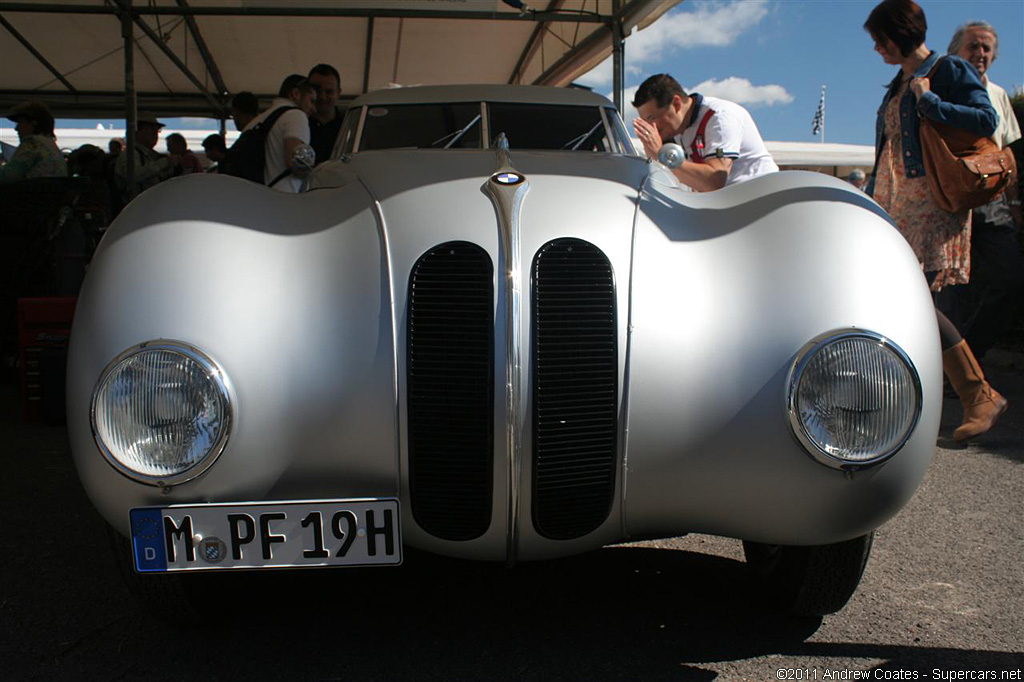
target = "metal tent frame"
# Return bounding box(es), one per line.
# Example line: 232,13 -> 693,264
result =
0,0 -> 677,187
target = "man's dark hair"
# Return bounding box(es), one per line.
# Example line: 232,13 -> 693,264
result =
632,74 -> 687,109
864,0 -> 928,58
278,74 -> 313,98
231,91 -> 259,116
165,132 -> 186,146
202,133 -> 227,153
307,63 -> 341,88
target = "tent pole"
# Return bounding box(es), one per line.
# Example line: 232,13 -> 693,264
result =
611,1 -> 624,113
362,16 -> 374,95
118,0 -> 137,200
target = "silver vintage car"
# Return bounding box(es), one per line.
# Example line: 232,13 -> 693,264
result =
67,85 -> 940,619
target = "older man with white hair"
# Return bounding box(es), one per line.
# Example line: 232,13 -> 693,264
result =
940,20 -> 1023,363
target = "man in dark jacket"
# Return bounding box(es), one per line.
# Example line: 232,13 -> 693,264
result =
307,63 -> 345,164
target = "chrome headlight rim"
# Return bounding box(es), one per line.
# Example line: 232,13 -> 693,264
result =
90,339 -> 233,486
787,329 -> 922,471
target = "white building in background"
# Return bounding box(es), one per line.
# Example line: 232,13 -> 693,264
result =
0,127 -> 242,164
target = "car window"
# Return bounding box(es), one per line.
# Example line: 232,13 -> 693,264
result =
487,103 -> 614,152
358,103 -> 482,151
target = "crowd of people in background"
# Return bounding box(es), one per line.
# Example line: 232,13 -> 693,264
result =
0,61 -> 348,215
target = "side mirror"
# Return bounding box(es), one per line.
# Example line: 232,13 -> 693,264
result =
658,143 -> 685,169
291,144 -> 316,173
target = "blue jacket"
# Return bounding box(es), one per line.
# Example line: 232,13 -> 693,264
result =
868,51 -> 997,195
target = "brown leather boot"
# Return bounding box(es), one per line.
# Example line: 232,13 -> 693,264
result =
942,340 -> 1008,442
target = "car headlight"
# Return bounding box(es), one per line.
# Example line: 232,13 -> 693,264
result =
91,341 -> 232,485
788,330 -> 921,469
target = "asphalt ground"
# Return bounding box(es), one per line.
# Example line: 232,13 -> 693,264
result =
1,364 -> 1021,682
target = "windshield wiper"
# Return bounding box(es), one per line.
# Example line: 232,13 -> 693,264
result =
427,114 -> 482,149
562,120 -> 604,151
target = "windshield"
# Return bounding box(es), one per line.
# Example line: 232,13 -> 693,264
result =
351,101 -> 632,154
487,103 -> 615,152
358,103 -> 482,150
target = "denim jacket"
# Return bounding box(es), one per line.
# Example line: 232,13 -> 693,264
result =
868,51 -> 997,196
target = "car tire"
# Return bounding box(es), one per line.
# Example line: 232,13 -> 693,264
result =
742,532 -> 874,616
107,526 -> 224,625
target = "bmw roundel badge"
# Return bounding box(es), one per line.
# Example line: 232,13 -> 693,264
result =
492,171 -> 524,186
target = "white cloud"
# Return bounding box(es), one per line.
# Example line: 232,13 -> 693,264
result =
576,60 -> 642,89
576,60 -> 614,89
629,1 -> 770,61
688,77 -> 793,107
577,1 -> 771,88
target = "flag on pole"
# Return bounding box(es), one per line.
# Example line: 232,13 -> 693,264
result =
811,85 -> 826,138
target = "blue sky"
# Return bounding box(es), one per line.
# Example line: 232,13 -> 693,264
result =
579,0 -> 1024,145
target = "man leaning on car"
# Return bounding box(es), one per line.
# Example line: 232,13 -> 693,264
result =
632,73 -> 778,191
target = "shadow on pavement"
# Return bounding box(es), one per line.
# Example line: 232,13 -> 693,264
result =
2,374 -> 1021,681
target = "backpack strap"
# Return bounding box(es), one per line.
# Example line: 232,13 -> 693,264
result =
690,108 -> 716,163
924,55 -> 944,81
258,105 -> 301,187
268,168 -> 293,187
259,105 -> 300,132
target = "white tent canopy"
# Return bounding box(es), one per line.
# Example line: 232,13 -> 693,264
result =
0,0 -> 678,119
765,141 -> 875,168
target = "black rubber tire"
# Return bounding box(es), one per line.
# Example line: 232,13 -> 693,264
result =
743,532 -> 874,617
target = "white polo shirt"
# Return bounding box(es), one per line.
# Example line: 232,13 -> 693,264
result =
672,94 -> 778,186
246,97 -> 310,193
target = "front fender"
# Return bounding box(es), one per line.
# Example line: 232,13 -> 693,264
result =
623,171 -> 939,545
68,175 -> 400,533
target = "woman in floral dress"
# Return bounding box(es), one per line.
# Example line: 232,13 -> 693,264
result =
865,0 -> 1005,441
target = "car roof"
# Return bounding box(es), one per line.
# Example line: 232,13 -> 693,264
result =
348,84 -> 614,108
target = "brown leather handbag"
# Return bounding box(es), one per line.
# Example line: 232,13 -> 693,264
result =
917,60 -> 1017,213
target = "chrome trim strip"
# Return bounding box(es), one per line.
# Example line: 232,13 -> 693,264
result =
482,137 -> 529,566
90,340 -> 234,487
787,329 -> 923,471
620,179 -> 646,536
359,178 -> 403,497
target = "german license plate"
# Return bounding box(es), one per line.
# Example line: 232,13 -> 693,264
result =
129,499 -> 401,572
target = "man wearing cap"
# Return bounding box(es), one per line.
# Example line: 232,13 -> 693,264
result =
942,20 -> 1023,362
632,73 -> 778,191
0,100 -> 67,183
114,112 -> 181,201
